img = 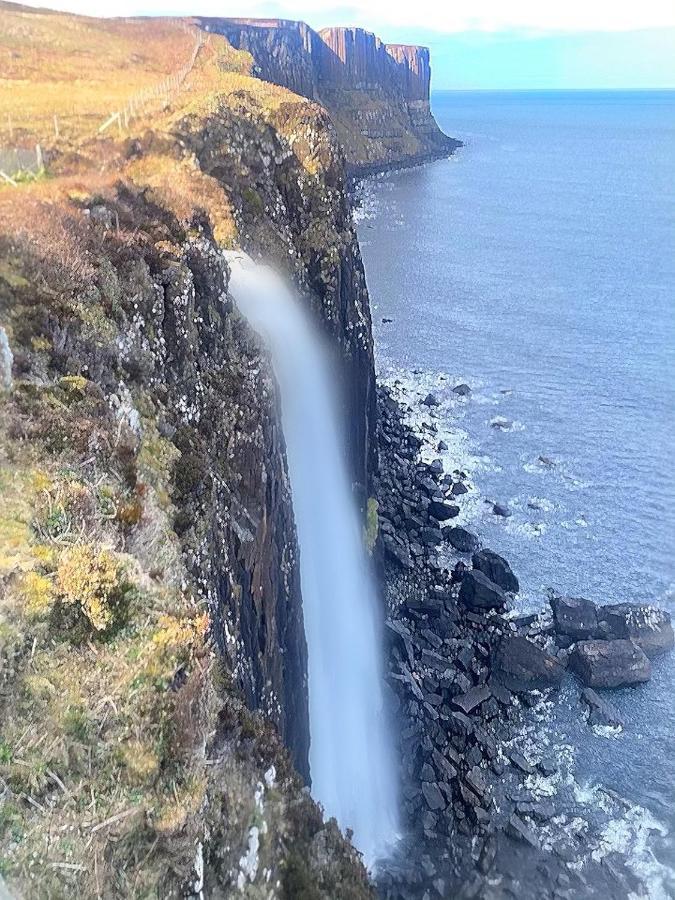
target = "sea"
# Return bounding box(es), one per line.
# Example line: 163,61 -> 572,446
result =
356,90 -> 675,896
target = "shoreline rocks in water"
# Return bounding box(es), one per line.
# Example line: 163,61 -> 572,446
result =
569,639 -> 651,688
374,382 -> 671,900
472,549 -> 519,594
549,592 -> 672,685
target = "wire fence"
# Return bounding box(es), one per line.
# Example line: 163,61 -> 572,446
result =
0,146 -> 44,185
0,23 -> 207,185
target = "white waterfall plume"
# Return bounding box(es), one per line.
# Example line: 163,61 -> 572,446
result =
225,251 -> 399,867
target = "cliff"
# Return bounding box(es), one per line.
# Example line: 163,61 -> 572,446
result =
199,18 -> 460,174
0,6 -> 375,896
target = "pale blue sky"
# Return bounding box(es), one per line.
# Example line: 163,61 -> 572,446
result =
19,0 -> 675,89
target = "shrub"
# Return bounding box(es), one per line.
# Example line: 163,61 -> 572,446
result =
56,544 -> 129,632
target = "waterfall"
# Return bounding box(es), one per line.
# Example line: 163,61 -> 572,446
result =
226,251 -> 399,866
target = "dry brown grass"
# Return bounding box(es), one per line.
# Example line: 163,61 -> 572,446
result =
0,2 -> 249,147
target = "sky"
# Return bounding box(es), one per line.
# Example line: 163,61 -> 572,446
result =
18,0 -> 675,88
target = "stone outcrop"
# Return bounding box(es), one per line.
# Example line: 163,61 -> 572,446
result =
570,639 -> 652,688
198,17 -> 460,173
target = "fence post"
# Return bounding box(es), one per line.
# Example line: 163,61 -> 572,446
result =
36,143 -> 43,171
7,115 -> 12,140
53,115 -> 59,138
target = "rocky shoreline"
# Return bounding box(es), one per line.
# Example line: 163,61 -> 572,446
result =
372,383 -> 673,899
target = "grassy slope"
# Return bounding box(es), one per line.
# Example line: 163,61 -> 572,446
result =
0,5 -> 373,897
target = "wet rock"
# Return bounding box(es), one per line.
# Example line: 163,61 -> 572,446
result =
458,570 -> 507,611
506,813 -> 539,848
490,416 -> 512,430
538,455 -> 556,468
422,781 -> 446,811
472,549 -> 519,593
419,526 -> 444,546
383,534 -> 414,570
508,748 -> 534,775
428,458 -> 444,475
437,440 -> 448,451
596,603 -> 674,657
478,835 -> 497,874
450,480 -> 469,496
538,756 -> 557,777
492,502 -> 512,518
452,383 -> 471,396
581,687 -> 624,728
422,392 -> 440,407
452,685 -> 491,715
381,317 -> 393,323
570,639 -> 651,688
428,499 -> 459,521
494,635 -> 565,692
465,767 -> 489,803
443,526 -> 479,553
549,594 -> 598,641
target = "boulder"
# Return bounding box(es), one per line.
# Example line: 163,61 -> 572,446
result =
506,813 -> 539,848
490,416 -> 512,430
443,526 -> 479,553
422,781 -> 446,811
458,570 -> 506,611
450,481 -> 468,496
472,549 -> 519,593
597,603 -> 674,658
549,594 -> 598,641
419,526 -> 443,546
383,534 -> 414,570
494,635 -> 565,692
569,639 -> 651,688
452,383 -> 471,396
581,687 -> 624,728
428,500 -> 460,521
452,685 -> 491,715
422,393 -> 440,407
492,502 -> 512,518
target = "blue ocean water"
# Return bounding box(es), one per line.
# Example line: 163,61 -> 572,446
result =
357,91 -> 675,893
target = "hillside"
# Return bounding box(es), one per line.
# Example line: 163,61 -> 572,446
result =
0,3 -> 378,896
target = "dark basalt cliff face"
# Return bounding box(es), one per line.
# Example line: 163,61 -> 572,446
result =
199,17 -> 460,173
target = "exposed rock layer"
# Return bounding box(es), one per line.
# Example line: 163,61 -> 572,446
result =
198,17 -> 460,173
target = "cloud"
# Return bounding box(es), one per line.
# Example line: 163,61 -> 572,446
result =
16,0 -> 675,34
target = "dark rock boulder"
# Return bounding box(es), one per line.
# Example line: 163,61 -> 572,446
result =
452,685 -> 491,715
506,813 -> 539,848
419,526 -> 443,546
581,687 -> 624,728
450,480 -> 468,496
422,781 -> 446,811
492,502 -> 512,518
549,594 -> 598,641
428,499 -> 460,521
443,526 -> 479,553
458,570 -> 507,611
569,639 -> 651,688
383,533 -> 414,570
452,383 -> 471,396
597,603 -> 674,658
494,635 -> 565,692
422,392 -> 440,407
472,549 -> 519,593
